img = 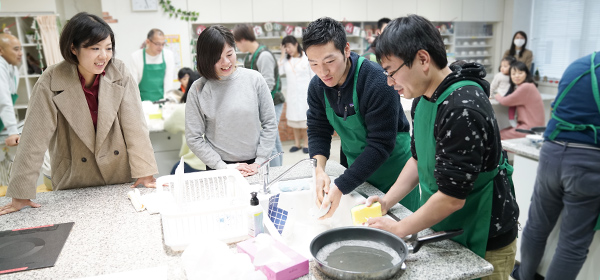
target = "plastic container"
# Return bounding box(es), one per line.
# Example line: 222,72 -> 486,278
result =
248,192 -> 264,237
156,169 -> 251,251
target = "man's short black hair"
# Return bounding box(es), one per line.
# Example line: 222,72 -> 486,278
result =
59,12 -> 115,66
195,25 -> 236,80
377,17 -> 391,30
375,15 -> 447,69
302,17 -> 347,54
232,23 -> 256,42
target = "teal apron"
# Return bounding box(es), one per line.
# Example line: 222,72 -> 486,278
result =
324,57 -> 419,212
248,45 -> 280,99
414,80 -> 514,259
0,75 -> 18,131
546,52 -> 600,230
139,49 -> 166,102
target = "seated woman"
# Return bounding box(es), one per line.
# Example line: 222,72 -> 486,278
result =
0,12 -> 157,215
185,25 -> 277,177
495,61 -> 545,139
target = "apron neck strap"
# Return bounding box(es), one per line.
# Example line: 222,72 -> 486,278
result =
250,45 -> 265,70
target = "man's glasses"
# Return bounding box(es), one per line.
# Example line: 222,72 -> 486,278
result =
383,62 -> 407,81
148,40 -> 166,47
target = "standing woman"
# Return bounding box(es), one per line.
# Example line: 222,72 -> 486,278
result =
503,31 -> 533,70
185,25 -> 277,176
495,61 -> 545,139
0,12 -> 158,215
279,36 -> 314,153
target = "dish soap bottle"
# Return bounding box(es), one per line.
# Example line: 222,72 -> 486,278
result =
248,192 -> 264,237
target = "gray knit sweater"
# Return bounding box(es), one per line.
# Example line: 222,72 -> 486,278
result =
185,67 -> 277,169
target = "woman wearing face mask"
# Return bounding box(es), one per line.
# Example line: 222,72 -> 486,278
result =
503,31 -> 533,70
185,25 -> 277,176
494,61 -> 545,139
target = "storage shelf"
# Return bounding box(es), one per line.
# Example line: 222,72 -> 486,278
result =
455,36 -> 494,39
455,45 -> 492,48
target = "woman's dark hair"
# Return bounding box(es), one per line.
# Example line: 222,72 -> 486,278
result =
499,55 -> 516,72
232,23 -> 256,42
375,15 -> 447,69
178,67 -> 194,80
281,36 -> 303,60
195,25 -> 236,80
302,17 -> 347,55
508,31 -> 528,59
60,12 -> 115,65
506,61 -> 537,96
181,71 -> 201,103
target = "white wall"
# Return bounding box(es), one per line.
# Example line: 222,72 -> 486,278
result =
0,0 -> 56,13
55,0 -> 103,26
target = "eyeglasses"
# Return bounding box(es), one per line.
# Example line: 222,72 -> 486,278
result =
148,40 -> 166,47
383,62 -> 407,81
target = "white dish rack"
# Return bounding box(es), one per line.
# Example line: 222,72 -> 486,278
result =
156,169 -> 251,251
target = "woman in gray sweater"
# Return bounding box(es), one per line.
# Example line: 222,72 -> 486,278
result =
185,25 -> 277,176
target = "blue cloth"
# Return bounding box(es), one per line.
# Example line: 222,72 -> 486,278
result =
170,161 -> 204,174
306,52 -> 410,193
516,141 -> 600,280
269,103 -> 284,167
544,53 -> 600,147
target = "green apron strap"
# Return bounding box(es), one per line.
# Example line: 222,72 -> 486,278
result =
250,45 -> 265,70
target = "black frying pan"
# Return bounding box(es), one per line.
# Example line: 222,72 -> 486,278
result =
310,227 -> 463,279
516,126 -> 546,135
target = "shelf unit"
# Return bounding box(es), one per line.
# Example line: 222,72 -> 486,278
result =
0,13 -> 50,122
451,22 -> 496,73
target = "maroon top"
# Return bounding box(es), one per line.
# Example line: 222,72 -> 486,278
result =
77,70 -> 105,130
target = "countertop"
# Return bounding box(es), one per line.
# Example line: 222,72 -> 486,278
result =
0,161 -> 492,279
502,138 -> 541,161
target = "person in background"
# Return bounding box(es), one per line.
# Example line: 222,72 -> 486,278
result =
511,51 -> 600,280
233,23 -> 284,167
186,25 -> 277,177
366,17 -> 391,47
0,33 -> 22,146
130,28 -> 175,101
177,67 -> 194,94
503,31 -> 533,71
490,56 -> 515,96
0,12 -> 158,216
494,61 -> 545,139
303,17 -> 419,218
365,15 -> 519,280
278,36 -> 314,154
165,72 -> 205,174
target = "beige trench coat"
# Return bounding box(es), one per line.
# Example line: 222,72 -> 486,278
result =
7,59 -> 158,199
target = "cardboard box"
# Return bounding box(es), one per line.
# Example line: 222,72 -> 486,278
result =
237,236 -> 309,280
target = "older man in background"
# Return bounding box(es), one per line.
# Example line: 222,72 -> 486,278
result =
0,33 -> 23,146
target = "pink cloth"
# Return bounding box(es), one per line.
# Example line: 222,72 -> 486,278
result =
495,83 -> 545,139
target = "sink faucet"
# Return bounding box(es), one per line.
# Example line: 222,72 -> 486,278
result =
258,156 -> 317,194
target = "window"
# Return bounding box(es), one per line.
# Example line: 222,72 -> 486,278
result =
531,0 -> 600,79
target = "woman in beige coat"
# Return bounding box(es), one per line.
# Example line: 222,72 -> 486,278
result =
0,12 -> 158,215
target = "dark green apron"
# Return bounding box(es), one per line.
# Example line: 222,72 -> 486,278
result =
0,75 -> 18,131
139,48 -> 166,102
324,57 -> 419,212
546,52 -> 600,230
414,80 -> 513,258
247,45 -> 280,100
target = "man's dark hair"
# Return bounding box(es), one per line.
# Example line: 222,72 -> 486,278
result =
506,61 -> 537,96
375,15 -> 447,69
281,35 -> 303,60
195,25 -> 236,80
377,17 -> 391,30
302,17 -> 347,54
147,28 -> 164,40
60,12 -> 115,66
232,23 -> 256,42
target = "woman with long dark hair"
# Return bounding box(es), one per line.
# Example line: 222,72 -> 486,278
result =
503,31 -> 534,70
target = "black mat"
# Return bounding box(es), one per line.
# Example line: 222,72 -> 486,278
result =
0,222 -> 74,275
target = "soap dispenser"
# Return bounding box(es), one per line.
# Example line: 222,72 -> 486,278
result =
248,192 -> 264,237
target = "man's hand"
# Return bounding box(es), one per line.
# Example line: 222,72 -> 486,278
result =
5,134 -> 20,146
314,166 -> 331,206
318,184 -> 343,219
132,175 -> 156,188
0,198 -> 41,216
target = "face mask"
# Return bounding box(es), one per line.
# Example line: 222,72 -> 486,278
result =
514,39 -> 525,47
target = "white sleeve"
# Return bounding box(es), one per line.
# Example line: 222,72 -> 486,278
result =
129,50 -> 143,85
490,73 -> 500,95
0,64 -> 18,135
163,49 -> 175,96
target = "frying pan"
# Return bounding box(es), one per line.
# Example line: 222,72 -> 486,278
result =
515,126 -> 546,135
310,227 -> 463,280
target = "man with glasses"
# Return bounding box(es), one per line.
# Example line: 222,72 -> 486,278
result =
303,17 -> 418,218
130,28 -> 175,101
365,15 -> 519,280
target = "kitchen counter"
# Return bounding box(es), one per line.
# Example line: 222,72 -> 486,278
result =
0,161 -> 492,279
501,137 -> 540,160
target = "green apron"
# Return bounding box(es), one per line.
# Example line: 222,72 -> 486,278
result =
546,52 -> 600,230
324,57 -> 419,212
139,49 -> 166,102
414,80 -> 514,258
0,75 -> 18,131
247,45 -> 280,99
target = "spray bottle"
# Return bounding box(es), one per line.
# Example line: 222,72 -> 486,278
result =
248,192 -> 264,237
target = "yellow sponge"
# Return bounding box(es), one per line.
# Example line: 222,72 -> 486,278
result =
351,202 -> 382,225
